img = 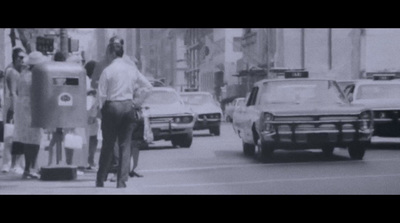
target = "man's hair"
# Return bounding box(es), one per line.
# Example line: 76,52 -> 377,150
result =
108,43 -> 124,57
84,60 -> 97,78
12,47 -> 24,64
54,51 -> 66,62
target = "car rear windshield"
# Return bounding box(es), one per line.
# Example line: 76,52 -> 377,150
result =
145,91 -> 180,104
260,80 -> 347,105
355,84 -> 400,100
181,94 -> 214,105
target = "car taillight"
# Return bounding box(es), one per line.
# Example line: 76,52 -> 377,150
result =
359,111 -> 372,131
263,113 -> 274,132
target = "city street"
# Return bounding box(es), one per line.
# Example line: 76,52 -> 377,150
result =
1,122 -> 400,194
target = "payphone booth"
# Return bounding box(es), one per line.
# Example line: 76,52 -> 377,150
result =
31,61 -> 87,180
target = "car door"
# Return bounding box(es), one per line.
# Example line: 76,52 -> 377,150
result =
240,87 -> 259,144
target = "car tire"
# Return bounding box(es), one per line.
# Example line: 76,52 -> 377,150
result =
260,141 -> 274,159
171,133 -> 193,148
243,142 -> 255,156
322,146 -> 335,157
209,126 -> 220,136
348,144 -> 366,160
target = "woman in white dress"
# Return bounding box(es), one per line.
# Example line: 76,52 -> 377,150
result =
13,51 -> 47,179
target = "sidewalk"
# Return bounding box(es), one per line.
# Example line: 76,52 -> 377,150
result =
0,167 -> 142,194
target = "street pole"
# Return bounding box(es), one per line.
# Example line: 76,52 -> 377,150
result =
60,28 -> 68,59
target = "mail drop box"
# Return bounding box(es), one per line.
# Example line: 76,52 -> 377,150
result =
31,61 -> 87,128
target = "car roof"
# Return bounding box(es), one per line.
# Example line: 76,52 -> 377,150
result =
151,87 -> 177,92
180,91 -> 212,95
354,79 -> 400,86
254,78 -> 335,86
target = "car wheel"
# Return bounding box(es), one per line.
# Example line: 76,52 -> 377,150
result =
171,133 -> 193,148
322,146 -> 335,157
348,144 -> 366,160
243,142 -> 255,156
209,126 -> 220,136
260,141 -> 274,159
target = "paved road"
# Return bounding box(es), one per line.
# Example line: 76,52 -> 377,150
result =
1,122 -> 400,194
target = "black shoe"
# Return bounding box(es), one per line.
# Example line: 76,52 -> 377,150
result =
96,181 -> 104,188
117,181 -> 126,188
129,171 -> 143,178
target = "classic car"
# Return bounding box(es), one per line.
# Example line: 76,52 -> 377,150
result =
343,73 -> 400,138
225,97 -> 246,122
232,71 -> 374,160
180,91 -> 223,136
142,87 -> 195,148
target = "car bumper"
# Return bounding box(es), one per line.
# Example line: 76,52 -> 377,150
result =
150,122 -> 193,141
193,119 -> 221,130
260,129 -> 373,148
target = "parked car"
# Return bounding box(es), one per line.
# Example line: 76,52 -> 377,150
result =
343,73 -> 400,138
225,97 -> 246,122
232,70 -> 374,160
142,87 -> 195,148
180,91 -> 223,136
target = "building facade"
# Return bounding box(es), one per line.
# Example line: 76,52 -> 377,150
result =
230,28 -> 371,100
183,28 -> 243,100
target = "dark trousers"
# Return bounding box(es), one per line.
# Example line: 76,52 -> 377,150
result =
23,143 -> 40,173
87,135 -> 98,167
96,100 -> 135,187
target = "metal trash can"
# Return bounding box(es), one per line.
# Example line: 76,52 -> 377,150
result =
31,61 -> 87,128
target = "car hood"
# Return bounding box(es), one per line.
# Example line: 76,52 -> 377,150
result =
187,104 -> 222,115
259,103 -> 368,116
352,99 -> 400,110
143,102 -> 193,116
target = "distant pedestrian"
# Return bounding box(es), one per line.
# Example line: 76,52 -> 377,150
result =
84,60 -> 100,170
1,48 -> 26,174
14,51 -> 47,179
96,36 -> 152,188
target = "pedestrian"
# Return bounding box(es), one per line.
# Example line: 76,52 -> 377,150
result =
1,48 -> 26,174
0,70 -> 4,154
85,60 -> 100,170
96,36 -> 152,188
14,51 -> 47,179
106,60 -> 151,182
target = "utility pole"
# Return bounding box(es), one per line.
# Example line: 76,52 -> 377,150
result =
60,28 -> 69,59
136,28 -> 142,71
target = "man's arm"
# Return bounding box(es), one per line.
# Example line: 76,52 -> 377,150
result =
97,68 -> 108,109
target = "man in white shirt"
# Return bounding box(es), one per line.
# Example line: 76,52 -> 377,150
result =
96,36 -> 152,188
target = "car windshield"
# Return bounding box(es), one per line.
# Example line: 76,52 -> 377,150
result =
260,80 -> 347,105
355,84 -> 400,100
144,90 -> 180,104
181,94 -> 214,105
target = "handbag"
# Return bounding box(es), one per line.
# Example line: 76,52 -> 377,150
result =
4,123 -> 14,141
64,132 -> 83,150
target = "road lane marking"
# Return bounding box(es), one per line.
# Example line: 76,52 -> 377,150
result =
140,157 -> 400,173
147,173 -> 400,188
